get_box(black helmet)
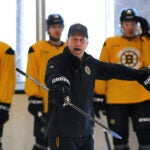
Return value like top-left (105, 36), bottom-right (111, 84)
top-left (120, 8), bottom-right (138, 23)
top-left (46, 14), bottom-right (64, 29)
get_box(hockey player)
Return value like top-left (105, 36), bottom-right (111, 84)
top-left (0, 41), bottom-right (16, 150)
top-left (94, 8), bottom-right (150, 150)
top-left (45, 23), bottom-right (150, 150)
top-left (25, 14), bottom-right (66, 150)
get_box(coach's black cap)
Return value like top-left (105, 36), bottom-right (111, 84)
top-left (68, 23), bottom-right (88, 38)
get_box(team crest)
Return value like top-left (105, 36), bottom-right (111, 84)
top-left (84, 66), bottom-right (91, 75)
top-left (118, 47), bottom-right (141, 68)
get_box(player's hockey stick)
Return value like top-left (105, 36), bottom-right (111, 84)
top-left (16, 68), bottom-right (122, 140)
top-left (101, 111), bottom-right (112, 150)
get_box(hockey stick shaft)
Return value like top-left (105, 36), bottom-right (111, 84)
top-left (16, 68), bottom-right (122, 139)
top-left (16, 68), bottom-right (47, 122)
top-left (102, 112), bottom-right (112, 150)
top-left (104, 130), bottom-right (112, 150)
top-left (16, 68), bottom-right (49, 91)
top-left (64, 99), bottom-right (121, 139)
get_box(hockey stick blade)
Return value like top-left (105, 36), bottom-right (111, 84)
top-left (16, 68), bottom-right (122, 139)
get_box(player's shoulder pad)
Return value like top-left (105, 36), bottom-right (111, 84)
top-left (102, 41), bottom-right (106, 47)
top-left (104, 36), bottom-right (120, 45)
top-left (5, 48), bottom-right (15, 55)
top-left (28, 47), bottom-right (34, 53)
top-left (106, 36), bottom-right (119, 41)
top-left (28, 41), bottom-right (45, 53)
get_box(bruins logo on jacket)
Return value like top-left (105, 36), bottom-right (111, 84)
top-left (84, 66), bottom-right (91, 75)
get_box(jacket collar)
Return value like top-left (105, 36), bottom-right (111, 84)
top-left (63, 46), bottom-right (91, 68)
top-left (63, 46), bottom-right (82, 66)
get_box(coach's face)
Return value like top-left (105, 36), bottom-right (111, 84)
top-left (66, 34), bottom-right (89, 60)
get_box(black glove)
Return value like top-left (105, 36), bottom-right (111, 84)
top-left (0, 102), bottom-right (10, 124)
top-left (28, 96), bottom-right (43, 116)
top-left (138, 16), bottom-right (150, 38)
top-left (93, 94), bottom-right (106, 118)
top-left (50, 83), bottom-right (71, 106)
top-left (137, 67), bottom-right (150, 92)
top-left (48, 76), bottom-right (71, 106)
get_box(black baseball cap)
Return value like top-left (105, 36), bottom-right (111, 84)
top-left (68, 23), bottom-right (88, 38)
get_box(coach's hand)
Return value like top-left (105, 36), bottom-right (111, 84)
top-left (48, 76), bottom-right (71, 106)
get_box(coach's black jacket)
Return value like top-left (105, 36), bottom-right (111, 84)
top-left (45, 46), bottom-right (143, 138)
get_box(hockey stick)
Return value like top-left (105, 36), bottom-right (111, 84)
top-left (16, 68), bottom-right (47, 122)
top-left (101, 111), bottom-right (112, 150)
top-left (16, 68), bottom-right (122, 139)
top-left (64, 97), bottom-right (121, 140)
top-left (104, 130), bottom-right (112, 150)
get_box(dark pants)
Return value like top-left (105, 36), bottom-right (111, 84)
top-left (48, 135), bottom-right (94, 150)
top-left (0, 124), bottom-right (4, 149)
top-left (0, 124), bottom-right (3, 137)
top-left (106, 100), bottom-right (150, 148)
top-left (33, 116), bottom-right (48, 148)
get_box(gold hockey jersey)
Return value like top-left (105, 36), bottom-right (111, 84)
top-left (0, 41), bottom-right (16, 104)
top-left (140, 35), bottom-right (150, 66)
top-left (25, 41), bottom-right (66, 112)
top-left (95, 36), bottom-right (150, 104)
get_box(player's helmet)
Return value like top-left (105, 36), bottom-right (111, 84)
top-left (120, 8), bottom-right (138, 23)
top-left (46, 14), bottom-right (64, 29)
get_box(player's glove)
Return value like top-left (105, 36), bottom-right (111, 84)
top-left (137, 67), bottom-right (150, 91)
top-left (138, 16), bottom-right (150, 38)
top-left (28, 96), bottom-right (43, 117)
top-left (93, 94), bottom-right (106, 118)
top-left (0, 102), bottom-right (10, 124)
top-left (49, 76), bottom-right (71, 106)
